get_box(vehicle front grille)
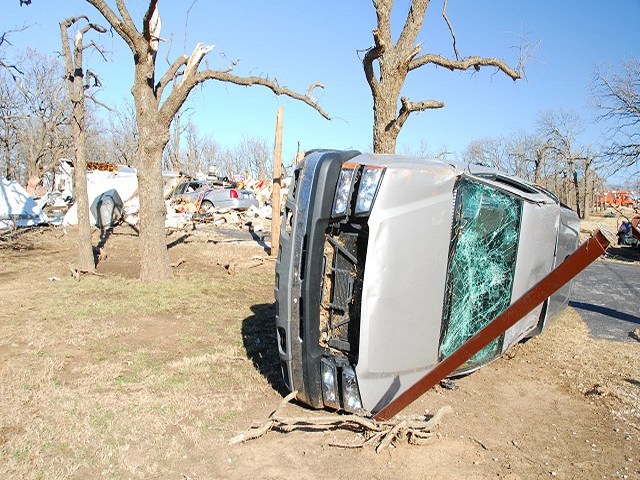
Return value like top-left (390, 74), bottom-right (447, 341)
top-left (319, 224), bottom-right (368, 361)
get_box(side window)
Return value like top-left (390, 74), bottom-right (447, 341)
top-left (439, 178), bottom-right (523, 369)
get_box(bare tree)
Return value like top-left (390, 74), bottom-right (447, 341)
top-left (0, 71), bottom-right (24, 180)
top-left (80, 0), bottom-right (329, 281)
top-left (463, 111), bottom-right (603, 218)
top-left (463, 137), bottom-right (508, 170)
top-left (109, 98), bottom-right (138, 167)
top-left (236, 135), bottom-right (272, 180)
top-left (0, 26), bottom-right (28, 80)
top-left (363, 0), bottom-right (522, 153)
top-left (60, 15), bottom-right (107, 273)
top-left (592, 59), bottom-right (640, 171)
top-left (13, 50), bottom-right (71, 181)
top-left (183, 120), bottom-right (219, 177)
top-left (537, 110), bottom-right (586, 216)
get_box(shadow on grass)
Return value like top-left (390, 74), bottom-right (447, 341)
top-left (94, 226), bottom-right (113, 266)
top-left (167, 233), bottom-right (191, 249)
top-left (241, 302), bottom-right (288, 397)
top-left (249, 226), bottom-right (270, 255)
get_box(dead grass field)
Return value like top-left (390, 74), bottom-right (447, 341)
top-left (0, 225), bottom-right (638, 479)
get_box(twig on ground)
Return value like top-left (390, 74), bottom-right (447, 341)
top-left (171, 258), bottom-right (186, 268)
top-left (228, 391), bottom-right (453, 452)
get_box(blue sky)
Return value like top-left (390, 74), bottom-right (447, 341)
top-left (3, 1), bottom-right (640, 169)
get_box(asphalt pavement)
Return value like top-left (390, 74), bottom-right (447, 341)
top-left (570, 258), bottom-right (640, 342)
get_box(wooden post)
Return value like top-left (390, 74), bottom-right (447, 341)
top-left (271, 107), bottom-right (284, 257)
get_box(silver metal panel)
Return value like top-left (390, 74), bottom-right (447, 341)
top-left (354, 156), bottom-right (461, 411)
top-left (503, 201), bottom-right (559, 349)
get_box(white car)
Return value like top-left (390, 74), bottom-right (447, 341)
top-left (274, 150), bottom-right (580, 415)
top-left (173, 180), bottom-right (258, 212)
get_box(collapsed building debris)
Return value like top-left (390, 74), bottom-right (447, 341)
top-left (1, 157), bottom-right (282, 234)
top-left (0, 178), bottom-right (49, 229)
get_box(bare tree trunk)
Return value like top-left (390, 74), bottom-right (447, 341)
top-left (72, 104), bottom-right (95, 272)
top-left (134, 71), bottom-right (172, 281)
top-left (60, 16), bottom-right (105, 273)
top-left (372, 83), bottom-right (404, 154)
top-left (572, 168), bottom-right (582, 219)
top-left (79, 0), bottom-right (329, 281)
top-left (582, 168), bottom-right (591, 220)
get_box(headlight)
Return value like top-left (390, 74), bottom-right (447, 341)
top-left (355, 166), bottom-right (384, 215)
top-left (341, 365), bottom-right (363, 413)
top-left (332, 166), bottom-right (356, 217)
top-left (321, 358), bottom-right (339, 409)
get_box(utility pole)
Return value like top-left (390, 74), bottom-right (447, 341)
top-left (270, 107), bottom-right (284, 257)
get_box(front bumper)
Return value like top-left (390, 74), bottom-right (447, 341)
top-left (274, 150), bottom-right (360, 408)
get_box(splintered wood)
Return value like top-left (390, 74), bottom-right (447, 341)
top-left (228, 391), bottom-right (453, 453)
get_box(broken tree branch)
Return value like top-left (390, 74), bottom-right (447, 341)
top-left (228, 390), bottom-right (453, 452)
top-left (442, 0), bottom-right (460, 60)
top-left (409, 52), bottom-right (521, 79)
top-left (396, 96), bottom-right (445, 131)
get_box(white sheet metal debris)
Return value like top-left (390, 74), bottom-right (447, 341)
top-left (0, 178), bottom-right (49, 229)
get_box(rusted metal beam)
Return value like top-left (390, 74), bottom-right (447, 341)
top-left (374, 230), bottom-right (610, 421)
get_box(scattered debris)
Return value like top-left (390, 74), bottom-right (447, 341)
top-left (0, 178), bottom-right (49, 229)
top-left (584, 383), bottom-right (609, 397)
top-left (228, 391), bottom-right (453, 453)
top-left (170, 258), bottom-right (186, 268)
top-left (3, 162), bottom-right (280, 236)
top-left (439, 379), bottom-right (459, 391)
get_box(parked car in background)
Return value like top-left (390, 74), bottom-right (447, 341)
top-left (172, 180), bottom-right (258, 212)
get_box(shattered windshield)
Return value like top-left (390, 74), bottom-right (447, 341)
top-left (439, 177), bottom-right (522, 369)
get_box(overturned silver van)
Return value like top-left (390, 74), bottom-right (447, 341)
top-left (274, 150), bottom-right (580, 415)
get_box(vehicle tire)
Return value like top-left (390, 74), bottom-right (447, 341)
top-left (199, 200), bottom-right (215, 214)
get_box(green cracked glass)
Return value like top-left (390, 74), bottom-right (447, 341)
top-left (439, 178), bottom-right (522, 369)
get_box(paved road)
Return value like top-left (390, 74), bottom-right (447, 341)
top-left (570, 259), bottom-right (640, 342)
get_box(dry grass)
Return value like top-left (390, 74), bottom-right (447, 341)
top-left (1, 225), bottom-right (638, 479)
top-left (0, 229), bottom-right (280, 478)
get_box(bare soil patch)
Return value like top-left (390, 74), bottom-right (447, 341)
top-left (0, 225), bottom-right (638, 479)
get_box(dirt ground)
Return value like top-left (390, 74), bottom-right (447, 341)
top-left (0, 221), bottom-right (639, 479)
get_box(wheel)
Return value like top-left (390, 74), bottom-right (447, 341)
top-left (199, 200), bottom-right (215, 214)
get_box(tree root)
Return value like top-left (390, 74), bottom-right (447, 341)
top-left (228, 391), bottom-right (453, 452)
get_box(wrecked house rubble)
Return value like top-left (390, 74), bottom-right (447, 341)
top-left (274, 150), bottom-right (590, 416)
top-left (1, 159), bottom-right (286, 233)
top-left (0, 178), bottom-right (50, 229)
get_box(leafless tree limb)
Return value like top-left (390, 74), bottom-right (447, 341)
top-left (409, 53), bottom-right (521, 79)
top-left (194, 71), bottom-right (330, 119)
top-left (0, 26), bottom-right (31, 79)
top-left (365, 0), bottom-right (522, 153)
top-left (306, 81), bottom-right (324, 100)
top-left (228, 390), bottom-right (453, 452)
top-left (442, 0), bottom-right (459, 60)
top-left (85, 0), bottom-right (138, 51)
top-left (159, 58), bottom-right (330, 127)
top-left (396, 96), bottom-right (445, 130)
top-left (396, 0), bottom-right (429, 54)
top-left (115, 0), bottom-right (138, 35)
top-left (155, 54), bottom-right (188, 99)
